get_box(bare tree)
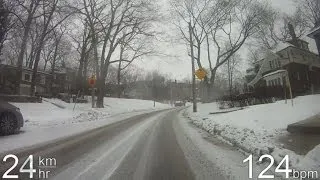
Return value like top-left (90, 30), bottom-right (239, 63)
top-left (295, 0), bottom-right (320, 28)
top-left (69, 18), bottom-right (92, 93)
top-left (172, 0), bottom-right (272, 100)
top-left (223, 53), bottom-right (241, 96)
top-left (116, 33), bottom-right (154, 98)
top-left (205, 0), bottom-right (271, 88)
top-left (12, 0), bottom-right (41, 94)
top-left (74, 0), bottom-right (158, 108)
top-left (0, 0), bottom-right (10, 56)
top-left (48, 27), bottom-right (68, 93)
top-left (30, 0), bottom-right (74, 96)
top-left (253, 6), bottom-right (309, 50)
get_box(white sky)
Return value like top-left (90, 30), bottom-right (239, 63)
top-left (134, 0), bottom-right (317, 81)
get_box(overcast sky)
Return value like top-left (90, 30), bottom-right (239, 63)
top-left (133, 0), bottom-right (316, 81)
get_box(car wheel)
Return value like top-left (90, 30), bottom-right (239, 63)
top-left (0, 112), bottom-right (17, 135)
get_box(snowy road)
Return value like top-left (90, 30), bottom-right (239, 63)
top-left (0, 108), bottom-right (227, 180)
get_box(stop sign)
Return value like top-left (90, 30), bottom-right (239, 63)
top-left (88, 76), bottom-right (96, 87)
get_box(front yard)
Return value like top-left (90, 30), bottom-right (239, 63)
top-left (185, 94), bottom-right (320, 172)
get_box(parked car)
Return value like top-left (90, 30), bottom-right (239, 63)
top-left (0, 100), bottom-right (24, 135)
top-left (174, 101), bottom-right (186, 107)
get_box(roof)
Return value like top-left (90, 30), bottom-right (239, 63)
top-left (263, 70), bottom-right (286, 78)
top-left (270, 42), bottom-right (293, 54)
top-left (0, 64), bottom-right (52, 75)
top-left (308, 25), bottom-right (320, 38)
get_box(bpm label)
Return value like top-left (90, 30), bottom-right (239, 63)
top-left (243, 154), bottom-right (319, 179)
top-left (2, 154), bottom-right (57, 179)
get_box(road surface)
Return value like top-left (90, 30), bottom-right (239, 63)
top-left (0, 109), bottom-right (225, 180)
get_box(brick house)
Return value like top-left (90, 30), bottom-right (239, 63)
top-left (0, 64), bottom-right (76, 95)
top-left (246, 38), bottom-right (320, 96)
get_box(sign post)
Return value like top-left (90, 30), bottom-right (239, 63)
top-left (88, 75), bottom-right (96, 108)
top-left (195, 68), bottom-right (207, 102)
top-left (189, 22), bottom-right (197, 112)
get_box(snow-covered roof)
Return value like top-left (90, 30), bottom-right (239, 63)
top-left (308, 25), bottom-right (320, 38)
top-left (270, 42), bottom-right (293, 54)
top-left (263, 70), bottom-right (286, 78)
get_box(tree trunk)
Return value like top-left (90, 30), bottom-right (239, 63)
top-left (49, 40), bottom-right (59, 94)
top-left (15, 0), bottom-right (39, 94)
top-left (76, 50), bottom-right (85, 92)
top-left (15, 15), bottom-right (34, 94)
top-left (30, 41), bottom-right (45, 96)
top-left (205, 68), bottom-right (217, 100)
top-left (83, 53), bottom-right (89, 93)
top-left (228, 58), bottom-right (232, 96)
top-left (117, 60), bottom-right (122, 98)
top-left (96, 76), bottom-right (105, 108)
top-left (30, 1), bottom-right (56, 96)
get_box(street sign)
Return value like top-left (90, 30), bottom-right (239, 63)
top-left (195, 68), bottom-right (207, 80)
top-left (88, 75), bottom-right (96, 87)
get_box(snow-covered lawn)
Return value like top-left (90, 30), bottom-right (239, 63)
top-left (185, 94), bottom-right (320, 172)
top-left (13, 97), bottom-right (170, 127)
top-left (0, 98), bottom-right (170, 153)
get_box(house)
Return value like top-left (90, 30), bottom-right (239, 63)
top-left (307, 22), bottom-right (320, 56)
top-left (246, 38), bottom-right (320, 96)
top-left (0, 64), bottom-right (76, 96)
top-left (51, 68), bottom-right (77, 95)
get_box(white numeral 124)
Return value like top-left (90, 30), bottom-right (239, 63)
top-left (243, 154), bottom-right (292, 179)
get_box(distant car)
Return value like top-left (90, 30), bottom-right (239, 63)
top-left (0, 100), bottom-right (24, 135)
top-left (174, 101), bottom-right (185, 107)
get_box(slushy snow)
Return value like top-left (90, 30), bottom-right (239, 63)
top-left (185, 94), bottom-right (320, 171)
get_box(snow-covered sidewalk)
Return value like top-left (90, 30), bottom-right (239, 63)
top-left (184, 94), bottom-right (320, 172)
top-left (0, 98), bottom-right (170, 153)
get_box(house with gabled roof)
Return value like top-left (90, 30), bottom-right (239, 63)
top-left (246, 37), bottom-right (320, 96)
top-left (308, 22), bottom-right (320, 55)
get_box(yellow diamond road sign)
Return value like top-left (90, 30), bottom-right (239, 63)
top-left (195, 68), bottom-right (207, 80)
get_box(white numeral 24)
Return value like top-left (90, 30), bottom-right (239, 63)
top-left (2, 154), bottom-right (36, 179)
top-left (243, 154), bottom-right (292, 179)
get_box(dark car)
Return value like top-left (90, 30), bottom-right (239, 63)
top-left (0, 100), bottom-right (24, 135)
top-left (174, 101), bottom-right (186, 107)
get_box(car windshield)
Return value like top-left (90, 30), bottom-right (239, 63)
top-left (0, 0), bottom-right (319, 179)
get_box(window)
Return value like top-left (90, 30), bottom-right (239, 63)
top-left (277, 60), bottom-right (281, 68)
top-left (297, 72), bottom-right (300, 80)
top-left (269, 61), bottom-right (273, 69)
top-left (306, 72), bottom-right (309, 81)
top-left (24, 74), bottom-right (31, 82)
top-left (278, 78), bottom-right (281, 86)
top-left (271, 61), bottom-right (275, 69)
top-left (40, 75), bottom-right (46, 85)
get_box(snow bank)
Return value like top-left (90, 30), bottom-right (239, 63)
top-left (297, 144), bottom-right (320, 171)
top-left (12, 97), bottom-right (170, 128)
top-left (185, 95), bottom-right (320, 169)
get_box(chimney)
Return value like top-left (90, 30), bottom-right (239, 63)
top-left (288, 23), bottom-right (297, 40)
top-left (287, 23), bottom-right (310, 50)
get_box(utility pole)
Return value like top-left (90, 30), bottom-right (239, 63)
top-left (286, 71), bottom-right (293, 107)
top-left (188, 22), bottom-right (197, 112)
top-left (170, 80), bottom-right (173, 106)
